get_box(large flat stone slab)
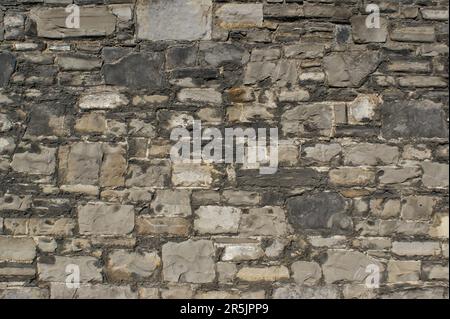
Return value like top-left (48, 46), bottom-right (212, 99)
top-left (30, 6), bottom-right (116, 39)
top-left (136, 0), bottom-right (212, 41)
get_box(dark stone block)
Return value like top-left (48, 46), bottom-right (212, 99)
top-left (102, 53), bottom-right (166, 90)
top-left (237, 168), bottom-right (325, 188)
top-left (166, 45), bottom-right (197, 69)
top-left (0, 52), bottom-right (16, 87)
top-left (286, 192), bottom-right (351, 232)
top-left (25, 101), bottom-right (71, 138)
top-left (381, 100), bottom-right (448, 139)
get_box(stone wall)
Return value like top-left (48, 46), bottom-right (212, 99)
top-left (0, 0), bottom-right (449, 299)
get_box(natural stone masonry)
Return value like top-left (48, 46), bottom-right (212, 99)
top-left (0, 0), bottom-right (448, 300)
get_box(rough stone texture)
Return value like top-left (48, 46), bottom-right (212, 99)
top-left (30, 7), bottom-right (116, 38)
top-left (0, 0), bottom-right (448, 300)
top-left (106, 250), bottom-right (161, 281)
top-left (0, 52), bottom-right (16, 87)
top-left (382, 100), bottom-right (448, 139)
top-left (0, 237), bottom-right (36, 263)
top-left (322, 250), bottom-right (384, 284)
top-left (78, 203), bottom-right (134, 235)
top-left (162, 240), bottom-right (215, 284)
top-left (286, 193), bottom-right (351, 233)
top-left (323, 51), bottom-right (382, 87)
top-left (102, 53), bottom-right (165, 89)
top-left (194, 206), bottom-right (241, 234)
top-left (136, 0), bottom-right (212, 41)
top-left (38, 256), bottom-right (102, 283)
top-left (291, 261), bottom-right (322, 286)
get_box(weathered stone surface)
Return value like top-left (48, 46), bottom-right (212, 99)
top-left (421, 162), bottom-right (449, 189)
top-left (57, 55), bottom-right (101, 71)
top-left (194, 206), bottom-right (241, 234)
top-left (429, 214), bottom-right (449, 239)
top-left (28, 218), bottom-right (75, 236)
top-left (0, 287), bottom-right (49, 299)
top-left (201, 42), bottom-right (250, 67)
top-left (38, 256), bottom-right (102, 282)
top-left (11, 146), bottom-right (56, 176)
top-left (323, 51), bottom-right (381, 87)
top-left (347, 94), bottom-right (381, 124)
top-left (387, 260), bottom-right (421, 283)
top-left (391, 26), bottom-right (436, 42)
top-left (0, 114), bottom-right (13, 132)
top-left (370, 199), bottom-right (400, 219)
top-left (172, 163), bottom-right (215, 188)
top-left (50, 283), bottom-right (137, 299)
top-left (30, 7), bottom-right (116, 39)
top-left (421, 9), bottom-right (449, 21)
top-left (79, 92), bottom-right (128, 110)
top-left (0, 52), bottom-right (16, 87)
top-left (273, 285), bottom-right (340, 299)
top-left (237, 266), bottom-right (289, 282)
top-left (221, 243), bottom-right (264, 262)
top-left (344, 143), bottom-right (399, 166)
top-left (25, 103), bottom-right (70, 137)
top-left (351, 16), bottom-right (388, 43)
top-left (103, 53), bottom-right (165, 89)
top-left (151, 190), bottom-right (191, 217)
top-left (378, 167), bottom-right (421, 185)
top-left (303, 5), bottom-right (352, 19)
top-left (398, 76), bottom-right (447, 88)
top-left (106, 250), bottom-right (161, 281)
top-left (78, 203), bottom-right (134, 235)
top-left (240, 206), bottom-right (288, 236)
top-left (392, 242), bottom-right (441, 256)
top-left (162, 240), bottom-right (215, 283)
top-left (0, 195), bottom-right (32, 212)
top-left (329, 168), bottom-right (376, 187)
top-left (137, 216), bottom-right (190, 237)
top-left (381, 100), bottom-right (448, 139)
top-left (222, 190), bottom-right (261, 206)
top-left (215, 3), bottom-right (263, 30)
top-left (303, 144), bottom-right (342, 163)
top-left (322, 250), bottom-right (383, 284)
top-left (100, 144), bottom-right (127, 187)
top-left (401, 196), bottom-right (437, 220)
top-left (291, 261), bottom-right (322, 286)
top-left (0, 237), bottom-right (36, 263)
top-left (286, 193), bottom-right (351, 232)
top-left (177, 88), bottom-right (222, 105)
top-left (59, 142), bottom-right (102, 185)
top-left (423, 264), bottom-right (449, 280)
top-left (278, 88), bottom-right (310, 102)
top-left (126, 161), bottom-right (171, 188)
top-left (136, 0), bottom-right (212, 41)
top-left (282, 102), bottom-right (334, 137)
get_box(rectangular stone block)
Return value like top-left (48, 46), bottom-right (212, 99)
top-left (38, 256), bottom-right (102, 283)
top-left (78, 202), bottom-right (134, 235)
top-left (136, 0), bottom-right (212, 41)
top-left (30, 6), bottom-right (116, 38)
top-left (215, 3), bottom-right (263, 30)
top-left (0, 237), bottom-right (36, 263)
top-left (136, 216), bottom-right (191, 237)
top-left (391, 26), bottom-right (436, 42)
top-left (50, 283), bottom-right (137, 299)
